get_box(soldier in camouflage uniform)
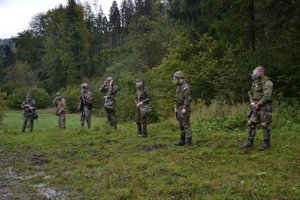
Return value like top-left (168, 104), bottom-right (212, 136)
top-left (78, 83), bottom-right (93, 128)
top-left (21, 93), bottom-right (37, 133)
top-left (173, 71), bottom-right (193, 146)
top-left (135, 78), bottom-right (151, 137)
top-left (99, 77), bottom-right (118, 129)
top-left (241, 65), bottom-right (273, 150)
top-left (53, 92), bottom-right (66, 129)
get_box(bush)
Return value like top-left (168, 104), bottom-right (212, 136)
top-left (62, 84), bottom-right (103, 114)
top-left (272, 99), bottom-right (300, 130)
top-left (7, 87), bottom-right (51, 109)
top-left (0, 93), bottom-right (7, 124)
top-left (193, 100), bottom-right (248, 132)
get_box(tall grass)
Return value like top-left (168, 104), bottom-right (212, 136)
top-left (192, 99), bottom-right (300, 132)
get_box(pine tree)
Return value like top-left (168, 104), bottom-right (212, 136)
top-left (109, 1), bottom-right (121, 47)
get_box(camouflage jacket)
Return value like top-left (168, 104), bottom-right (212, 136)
top-left (99, 84), bottom-right (118, 100)
top-left (79, 91), bottom-right (93, 110)
top-left (53, 98), bottom-right (66, 113)
top-left (249, 76), bottom-right (273, 105)
top-left (135, 90), bottom-right (151, 105)
top-left (175, 82), bottom-right (192, 109)
top-left (21, 99), bottom-right (37, 114)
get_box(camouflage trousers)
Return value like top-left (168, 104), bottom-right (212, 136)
top-left (176, 106), bottom-right (192, 138)
top-left (80, 106), bottom-right (91, 128)
top-left (105, 108), bottom-right (117, 129)
top-left (58, 112), bottom-right (66, 129)
top-left (248, 103), bottom-right (272, 141)
top-left (22, 113), bottom-right (34, 132)
top-left (136, 109), bottom-right (147, 134)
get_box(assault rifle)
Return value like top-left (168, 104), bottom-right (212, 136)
top-left (24, 104), bottom-right (38, 119)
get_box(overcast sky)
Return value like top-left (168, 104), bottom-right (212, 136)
top-left (0, 0), bottom-right (122, 39)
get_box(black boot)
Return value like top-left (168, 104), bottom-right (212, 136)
top-left (240, 135), bottom-right (254, 149)
top-left (139, 132), bottom-right (147, 137)
top-left (258, 128), bottom-right (271, 150)
top-left (258, 139), bottom-right (270, 150)
top-left (175, 132), bottom-right (186, 146)
top-left (240, 124), bottom-right (256, 149)
top-left (140, 123), bottom-right (148, 137)
top-left (185, 137), bottom-right (192, 146)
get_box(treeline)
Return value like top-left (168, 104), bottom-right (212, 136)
top-left (0, 0), bottom-right (299, 120)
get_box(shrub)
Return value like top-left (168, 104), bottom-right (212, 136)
top-left (7, 87), bottom-right (51, 109)
top-left (0, 93), bottom-right (7, 124)
top-left (62, 84), bottom-right (103, 114)
top-left (193, 100), bottom-right (248, 132)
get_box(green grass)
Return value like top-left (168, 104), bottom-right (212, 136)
top-left (0, 110), bottom-right (299, 199)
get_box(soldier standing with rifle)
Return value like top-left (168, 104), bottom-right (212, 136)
top-left (135, 78), bottom-right (151, 137)
top-left (241, 65), bottom-right (273, 150)
top-left (21, 93), bottom-right (38, 133)
top-left (173, 71), bottom-right (193, 146)
top-left (99, 77), bottom-right (118, 129)
top-left (78, 83), bottom-right (93, 128)
top-left (53, 92), bottom-right (66, 129)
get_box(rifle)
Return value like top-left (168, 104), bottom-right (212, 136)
top-left (24, 104), bottom-right (38, 119)
top-left (78, 94), bottom-right (85, 111)
top-left (248, 104), bottom-right (258, 118)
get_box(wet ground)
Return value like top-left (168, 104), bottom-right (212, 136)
top-left (0, 147), bottom-right (68, 200)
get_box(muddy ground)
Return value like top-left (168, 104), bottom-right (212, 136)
top-left (0, 146), bottom-right (68, 200)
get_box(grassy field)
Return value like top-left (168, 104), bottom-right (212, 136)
top-left (0, 110), bottom-right (299, 199)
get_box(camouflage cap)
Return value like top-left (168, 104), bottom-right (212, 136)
top-left (26, 93), bottom-right (32, 98)
top-left (174, 71), bottom-right (184, 78)
top-left (56, 92), bottom-right (62, 96)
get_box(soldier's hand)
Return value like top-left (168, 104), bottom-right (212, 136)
top-left (254, 104), bottom-right (259, 110)
top-left (174, 108), bottom-right (177, 113)
top-left (181, 108), bottom-right (186, 114)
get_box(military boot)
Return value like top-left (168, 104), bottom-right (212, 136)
top-left (175, 132), bottom-right (186, 146)
top-left (258, 139), bottom-right (270, 150)
top-left (258, 129), bottom-right (271, 150)
top-left (140, 123), bottom-right (147, 137)
top-left (240, 126), bottom-right (256, 149)
top-left (136, 124), bottom-right (142, 136)
top-left (240, 135), bottom-right (254, 149)
top-left (185, 137), bottom-right (192, 146)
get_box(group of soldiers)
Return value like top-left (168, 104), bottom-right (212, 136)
top-left (21, 65), bottom-right (273, 150)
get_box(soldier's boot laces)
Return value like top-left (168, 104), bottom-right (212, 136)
top-left (258, 139), bottom-right (270, 151)
top-left (185, 137), bottom-right (192, 147)
top-left (175, 133), bottom-right (186, 146)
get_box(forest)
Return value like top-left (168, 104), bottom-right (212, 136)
top-left (0, 1), bottom-right (300, 199)
top-left (0, 0), bottom-right (300, 120)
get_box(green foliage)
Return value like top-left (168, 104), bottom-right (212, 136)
top-left (3, 0), bottom-right (299, 120)
top-left (0, 93), bottom-right (7, 124)
top-left (7, 87), bottom-right (51, 109)
top-left (61, 83), bottom-right (103, 114)
top-left (193, 100), bottom-right (248, 132)
top-left (3, 61), bottom-right (37, 89)
top-left (272, 99), bottom-right (300, 130)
